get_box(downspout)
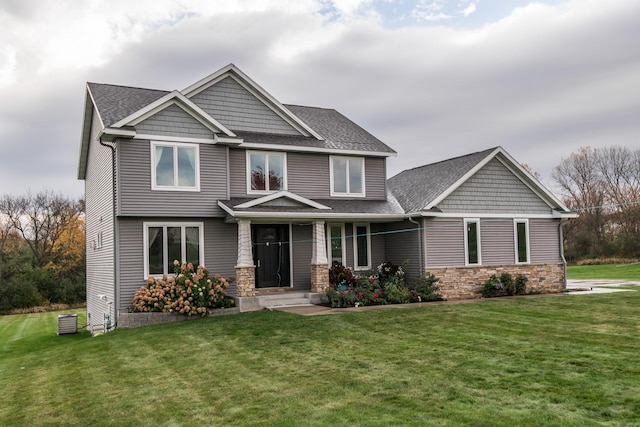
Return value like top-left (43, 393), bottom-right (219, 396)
top-left (558, 219), bottom-right (569, 291)
top-left (99, 138), bottom-right (117, 330)
top-left (408, 216), bottom-right (424, 275)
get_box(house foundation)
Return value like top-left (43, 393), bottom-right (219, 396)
top-left (427, 263), bottom-right (566, 300)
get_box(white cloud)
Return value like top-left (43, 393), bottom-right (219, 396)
top-left (461, 2), bottom-right (477, 17)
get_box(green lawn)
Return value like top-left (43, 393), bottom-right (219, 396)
top-left (567, 263), bottom-right (640, 280)
top-left (2, 293), bottom-right (640, 426)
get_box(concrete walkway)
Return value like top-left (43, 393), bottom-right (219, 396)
top-left (273, 280), bottom-right (639, 316)
top-left (566, 279), bottom-right (640, 294)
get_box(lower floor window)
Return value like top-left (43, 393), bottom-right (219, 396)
top-left (354, 223), bottom-right (371, 270)
top-left (327, 223), bottom-right (346, 266)
top-left (465, 219), bottom-right (480, 265)
top-left (144, 222), bottom-right (204, 277)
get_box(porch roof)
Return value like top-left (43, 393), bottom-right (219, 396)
top-left (218, 196), bottom-right (405, 220)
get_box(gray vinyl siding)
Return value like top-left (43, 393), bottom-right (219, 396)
top-left (117, 140), bottom-right (228, 216)
top-left (480, 218), bottom-right (515, 266)
top-left (85, 108), bottom-right (116, 331)
top-left (345, 223), bottom-right (354, 268)
top-left (384, 221), bottom-right (421, 278)
top-left (438, 158), bottom-right (552, 214)
top-left (229, 149), bottom-right (387, 200)
top-left (228, 148), bottom-right (246, 197)
top-left (364, 157), bottom-right (386, 200)
top-left (287, 152), bottom-right (330, 198)
top-left (291, 224), bottom-right (312, 290)
top-left (136, 104), bottom-right (214, 139)
top-left (370, 223), bottom-right (386, 268)
top-left (204, 219), bottom-right (238, 295)
top-left (190, 76), bottom-right (302, 135)
top-left (116, 217), bottom-right (238, 309)
top-left (425, 217), bottom-right (465, 267)
top-left (530, 218), bottom-right (562, 263)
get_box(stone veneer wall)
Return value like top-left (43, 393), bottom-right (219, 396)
top-left (427, 263), bottom-right (566, 300)
top-left (117, 307), bottom-right (241, 329)
top-left (310, 263), bottom-right (329, 292)
top-left (235, 266), bottom-right (256, 297)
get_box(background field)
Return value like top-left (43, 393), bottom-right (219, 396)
top-left (567, 263), bottom-right (640, 280)
top-left (2, 289), bottom-right (639, 426)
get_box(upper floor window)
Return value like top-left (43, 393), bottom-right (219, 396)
top-left (144, 222), bottom-right (204, 278)
top-left (465, 219), bottom-right (481, 265)
top-left (514, 219), bottom-right (530, 264)
top-left (247, 151), bottom-right (286, 193)
top-left (331, 156), bottom-right (365, 197)
top-left (151, 142), bottom-right (199, 191)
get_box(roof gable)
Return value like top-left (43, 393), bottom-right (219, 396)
top-left (110, 90), bottom-right (234, 137)
top-left (233, 191), bottom-right (331, 210)
top-left (183, 64), bottom-right (322, 140)
top-left (437, 157), bottom-right (555, 214)
top-left (389, 147), bottom-right (571, 214)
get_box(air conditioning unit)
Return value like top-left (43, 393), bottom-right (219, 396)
top-left (58, 314), bottom-right (78, 335)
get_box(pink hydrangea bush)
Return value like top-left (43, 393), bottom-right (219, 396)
top-left (131, 261), bottom-right (234, 316)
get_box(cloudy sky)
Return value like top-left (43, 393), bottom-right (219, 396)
top-left (1, 0), bottom-right (638, 198)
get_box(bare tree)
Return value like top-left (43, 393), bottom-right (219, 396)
top-left (553, 145), bottom-right (640, 259)
top-left (0, 191), bottom-right (82, 269)
top-left (0, 212), bottom-right (14, 285)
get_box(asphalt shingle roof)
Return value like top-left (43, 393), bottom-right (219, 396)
top-left (85, 83), bottom-right (395, 154)
top-left (388, 147), bottom-right (498, 213)
top-left (284, 105), bottom-right (396, 154)
top-left (87, 83), bottom-right (169, 127)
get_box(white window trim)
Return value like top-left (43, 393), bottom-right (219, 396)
top-left (353, 223), bottom-right (371, 270)
top-left (150, 141), bottom-right (200, 191)
top-left (464, 218), bottom-right (481, 266)
top-left (327, 223), bottom-right (346, 266)
top-left (143, 222), bottom-right (205, 278)
top-left (330, 156), bottom-right (366, 197)
top-left (246, 150), bottom-right (287, 194)
top-left (514, 219), bottom-right (531, 264)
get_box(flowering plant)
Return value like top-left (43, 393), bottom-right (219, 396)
top-left (131, 261), bottom-right (234, 316)
top-left (325, 261), bottom-right (440, 308)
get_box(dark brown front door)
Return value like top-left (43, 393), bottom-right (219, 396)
top-left (252, 225), bottom-right (290, 288)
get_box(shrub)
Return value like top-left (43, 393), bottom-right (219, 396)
top-left (482, 273), bottom-right (528, 298)
top-left (408, 273), bottom-right (441, 302)
top-left (376, 261), bottom-right (404, 282)
top-left (329, 262), bottom-right (355, 286)
top-left (131, 261), bottom-right (234, 316)
top-left (324, 261), bottom-right (440, 308)
top-left (0, 278), bottom-right (43, 312)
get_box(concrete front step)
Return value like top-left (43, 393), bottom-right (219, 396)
top-left (235, 292), bottom-right (325, 312)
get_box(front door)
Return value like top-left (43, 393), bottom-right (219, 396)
top-left (253, 225), bottom-right (291, 288)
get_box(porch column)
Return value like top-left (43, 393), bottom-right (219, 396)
top-left (310, 220), bottom-right (329, 293)
top-left (235, 219), bottom-right (256, 297)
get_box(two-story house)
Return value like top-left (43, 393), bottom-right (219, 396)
top-left (78, 64), bottom-right (575, 331)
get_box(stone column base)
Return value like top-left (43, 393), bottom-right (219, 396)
top-left (235, 266), bottom-right (256, 297)
top-left (310, 263), bottom-right (329, 293)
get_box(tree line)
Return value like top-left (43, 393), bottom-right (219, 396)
top-left (0, 146), bottom-right (636, 311)
top-left (0, 190), bottom-right (85, 312)
top-left (553, 146), bottom-right (640, 262)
